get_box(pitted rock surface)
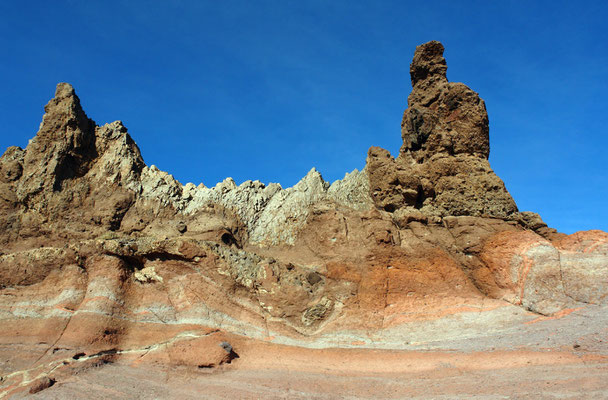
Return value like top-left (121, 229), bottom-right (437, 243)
top-left (367, 40), bottom-right (518, 219)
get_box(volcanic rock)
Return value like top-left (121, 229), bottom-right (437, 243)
top-left (1, 41), bottom-right (607, 399)
top-left (368, 41), bottom-right (518, 219)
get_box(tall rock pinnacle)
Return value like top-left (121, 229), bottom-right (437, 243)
top-left (38, 82), bottom-right (95, 142)
top-left (18, 83), bottom-right (98, 198)
top-left (4, 83), bottom-right (145, 234)
top-left (401, 41), bottom-right (490, 160)
top-left (367, 40), bottom-right (517, 218)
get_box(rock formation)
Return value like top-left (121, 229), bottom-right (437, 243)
top-left (368, 41), bottom-right (518, 219)
top-left (1, 41), bottom-right (607, 398)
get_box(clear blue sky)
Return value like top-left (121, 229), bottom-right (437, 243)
top-left (1, 1), bottom-right (606, 234)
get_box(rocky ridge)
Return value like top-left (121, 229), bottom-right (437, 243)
top-left (1, 41), bottom-right (607, 398)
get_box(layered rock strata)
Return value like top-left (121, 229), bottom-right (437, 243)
top-left (1, 41), bottom-right (607, 398)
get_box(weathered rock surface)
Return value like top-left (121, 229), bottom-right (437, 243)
top-left (368, 41), bottom-right (518, 219)
top-left (1, 42), bottom-right (607, 398)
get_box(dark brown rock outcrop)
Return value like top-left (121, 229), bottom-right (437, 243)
top-left (18, 82), bottom-right (97, 198)
top-left (0, 83), bottom-right (244, 253)
top-left (368, 40), bottom-right (518, 219)
top-left (402, 41), bottom-right (489, 158)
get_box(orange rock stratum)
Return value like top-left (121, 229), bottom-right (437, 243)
top-left (1, 41), bottom-right (607, 399)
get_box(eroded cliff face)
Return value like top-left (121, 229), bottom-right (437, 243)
top-left (1, 41), bottom-right (607, 398)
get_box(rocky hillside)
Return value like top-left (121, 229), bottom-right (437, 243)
top-left (1, 41), bottom-right (607, 398)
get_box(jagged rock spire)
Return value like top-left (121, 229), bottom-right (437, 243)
top-left (18, 83), bottom-right (98, 197)
top-left (401, 41), bottom-right (490, 160)
top-left (38, 83), bottom-right (96, 144)
top-left (409, 40), bottom-right (448, 87)
top-left (367, 40), bottom-right (517, 218)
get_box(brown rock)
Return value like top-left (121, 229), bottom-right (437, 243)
top-left (0, 146), bottom-right (24, 183)
top-left (403, 41), bottom-right (488, 158)
top-left (18, 83), bottom-right (96, 199)
top-left (367, 40), bottom-right (517, 218)
top-left (28, 375), bottom-right (55, 394)
top-left (165, 335), bottom-right (238, 368)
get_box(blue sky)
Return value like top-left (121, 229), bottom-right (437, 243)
top-left (0, 1), bottom-right (606, 233)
